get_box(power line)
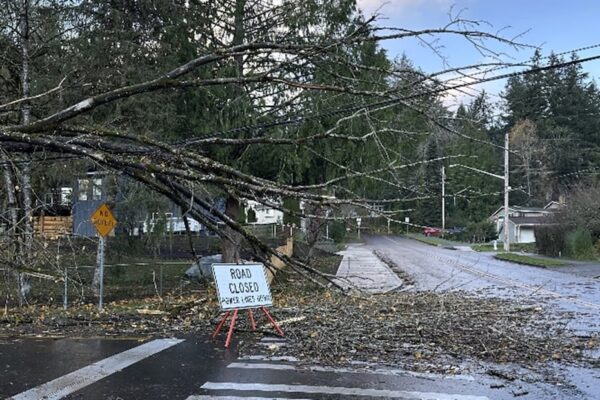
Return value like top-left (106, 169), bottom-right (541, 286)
top-left (177, 51), bottom-right (600, 150)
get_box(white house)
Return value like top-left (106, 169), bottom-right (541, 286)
top-left (245, 200), bottom-right (283, 225)
top-left (141, 213), bottom-right (203, 235)
top-left (488, 201), bottom-right (563, 244)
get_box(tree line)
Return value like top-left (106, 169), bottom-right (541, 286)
top-left (1, 0), bottom-right (599, 303)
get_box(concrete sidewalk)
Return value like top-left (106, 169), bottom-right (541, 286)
top-left (335, 243), bottom-right (403, 293)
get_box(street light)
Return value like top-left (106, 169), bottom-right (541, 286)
top-left (448, 164), bottom-right (503, 180)
top-left (448, 133), bottom-right (510, 252)
top-left (452, 186), bottom-right (471, 206)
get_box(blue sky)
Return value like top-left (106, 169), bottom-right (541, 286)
top-left (357, 0), bottom-right (600, 105)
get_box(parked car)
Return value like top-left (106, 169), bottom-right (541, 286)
top-left (423, 227), bottom-right (442, 237)
top-left (446, 226), bottom-right (466, 235)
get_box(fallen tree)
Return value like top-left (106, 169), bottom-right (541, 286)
top-left (4, 1), bottom-right (590, 298)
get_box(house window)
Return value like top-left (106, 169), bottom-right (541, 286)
top-left (78, 179), bottom-right (89, 201)
top-left (92, 178), bottom-right (103, 200)
top-left (60, 187), bottom-right (72, 206)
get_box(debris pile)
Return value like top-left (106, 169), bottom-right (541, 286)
top-left (1, 274), bottom-right (597, 372)
top-left (242, 282), bottom-right (597, 369)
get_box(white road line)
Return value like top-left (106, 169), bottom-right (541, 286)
top-left (8, 338), bottom-right (184, 400)
top-left (226, 362), bottom-right (474, 381)
top-left (257, 342), bottom-right (286, 347)
top-left (239, 355), bottom-right (299, 362)
top-left (259, 337), bottom-right (287, 342)
top-left (201, 382), bottom-right (489, 400)
top-left (186, 396), bottom-right (313, 400)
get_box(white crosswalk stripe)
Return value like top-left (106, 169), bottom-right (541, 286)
top-left (226, 361), bottom-right (475, 381)
top-left (195, 333), bottom-right (488, 400)
top-left (186, 396), bottom-right (313, 400)
top-left (190, 353), bottom-right (491, 400)
top-left (199, 382), bottom-right (490, 400)
top-left (238, 355), bottom-right (299, 362)
top-left (8, 338), bottom-right (184, 400)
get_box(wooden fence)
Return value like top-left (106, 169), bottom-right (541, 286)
top-left (33, 215), bottom-right (72, 239)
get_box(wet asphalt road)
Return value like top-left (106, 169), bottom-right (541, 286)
top-left (1, 335), bottom-right (237, 400)
top-left (365, 235), bottom-right (600, 335)
top-left (1, 335), bottom-right (590, 400)
top-left (2, 235), bottom-right (600, 399)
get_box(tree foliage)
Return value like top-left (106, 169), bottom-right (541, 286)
top-left (3, 0), bottom-right (596, 294)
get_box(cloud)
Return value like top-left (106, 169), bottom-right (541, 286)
top-left (438, 73), bottom-right (506, 112)
top-left (357, 0), bottom-right (453, 18)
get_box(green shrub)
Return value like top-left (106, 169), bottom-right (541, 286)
top-left (283, 197), bottom-right (301, 226)
top-left (247, 208), bottom-right (257, 223)
top-left (329, 221), bottom-right (346, 243)
top-left (464, 221), bottom-right (497, 243)
top-left (565, 229), bottom-right (596, 260)
top-left (534, 224), bottom-right (567, 257)
top-left (237, 205), bottom-right (247, 224)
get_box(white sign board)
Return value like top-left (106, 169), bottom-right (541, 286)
top-left (212, 263), bottom-right (273, 310)
top-left (405, 217), bottom-right (410, 223)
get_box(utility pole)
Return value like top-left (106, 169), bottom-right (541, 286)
top-left (449, 157), bottom-right (510, 250)
top-left (441, 166), bottom-right (445, 237)
top-left (504, 132), bottom-right (510, 252)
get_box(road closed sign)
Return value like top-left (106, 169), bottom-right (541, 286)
top-left (212, 263), bottom-right (273, 310)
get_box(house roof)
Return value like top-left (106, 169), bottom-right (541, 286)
top-left (489, 201), bottom-right (561, 219)
top-left (543, 201), bottom-right (563, 210)
top-left (509, 216), bottom-right (552, 226)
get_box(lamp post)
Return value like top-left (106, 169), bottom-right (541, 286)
top-left (452, 186), bottom-right (471, 206)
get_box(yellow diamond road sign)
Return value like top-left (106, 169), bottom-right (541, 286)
top-left (91, 203), bottom-right (117, 237)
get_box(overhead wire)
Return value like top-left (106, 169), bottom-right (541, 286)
top-left (176, 50), bottom-right (600, 152)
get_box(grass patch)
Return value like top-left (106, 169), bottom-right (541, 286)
top-left (472, 242), bottom-right (537, 253)
top-left (494, 252), bottom-right (566, 267)
top-left (405, 233), bottom-right (460, 247)
top-left (1, 260), bottom-right (196, 306)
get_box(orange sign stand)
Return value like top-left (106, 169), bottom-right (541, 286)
top-left (212, 307), bottom-right (284, 348)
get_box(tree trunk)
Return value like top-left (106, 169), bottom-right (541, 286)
top-left (304, 204), bottom-right (325, 263)
top-left (0, 156), bottom-right (23, 305)
top-left (1, 156), bottom-right (18, 232)
top-left (221, 0), bottom-right (246, 264)
top-left (17, 0), bottom-right (33, 303)
top-left (222, 197), bottom-right (242, 263)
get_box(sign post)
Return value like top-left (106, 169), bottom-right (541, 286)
top-left (211, 263), bottom-right (283, 348)
top-left (91, 203), bottom-right (117, 311)
top-left (97, 236), bottom-right (105, 310)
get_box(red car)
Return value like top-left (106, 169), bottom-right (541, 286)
top-left (423, 227), bottom-right (442, 237)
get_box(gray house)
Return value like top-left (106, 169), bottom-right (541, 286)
top-left (489, 201), bottom-right (563, 244)
top-left (72, 171), bottom-right (112, 237)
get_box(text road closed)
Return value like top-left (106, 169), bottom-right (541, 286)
top-left (212, 263), bottom-right (273, 310)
